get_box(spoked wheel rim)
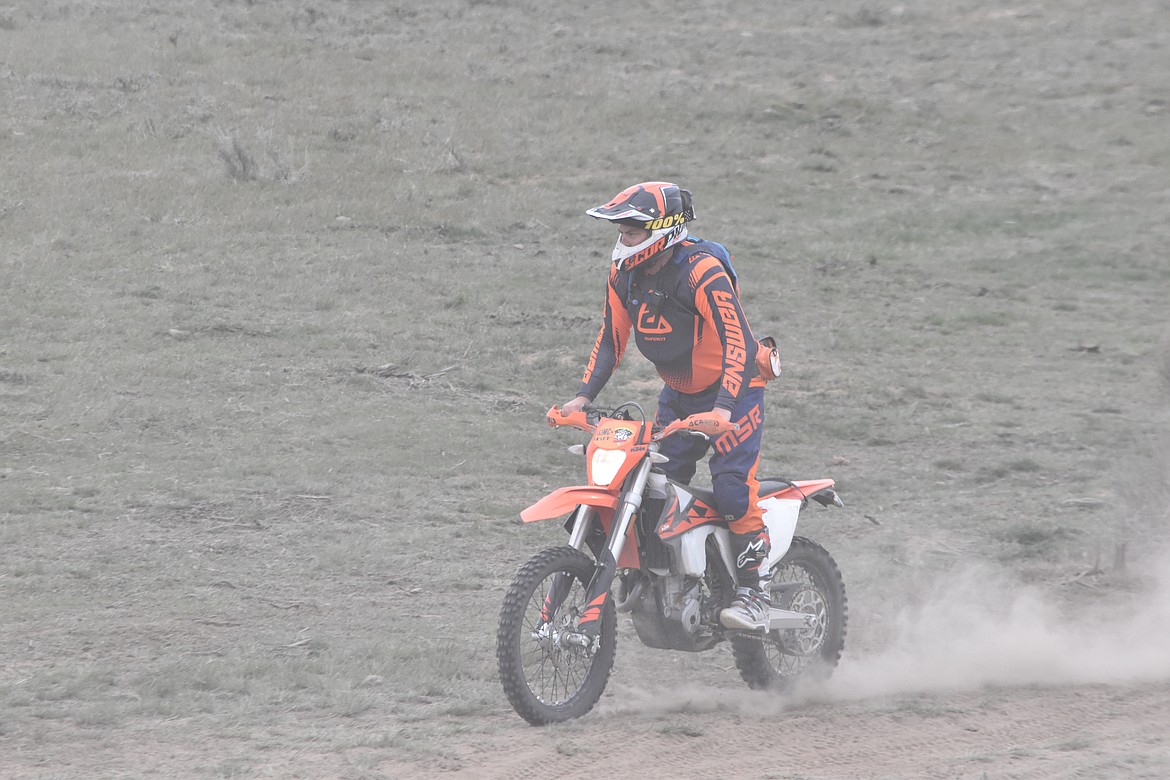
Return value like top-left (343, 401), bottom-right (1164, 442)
top-left (730, 537), bottom-right (846, 691)
top-left (499, 546), bottom-right (616, 724)
top-left (517, 569), bottom-right (597, 707)
top-left (766, 560), bottom-right (830, 675)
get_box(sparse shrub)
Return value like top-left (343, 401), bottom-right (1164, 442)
top-left (975, 391), bottom-right (1016, 405)
top-left (1001, 523), bottom-right (1083, 560)
top-left (659, 722), bottom-right (705, 737)
top-left (216, 132), bottom-right (258, 182)
top-left (214, 128), bottom-right (305, 183)
top-left (329, 124), bottom-right (360, 142)
top-left (838, 7), bottom-right (886, 28)
top-left (976, 459), bottom-right (1041, 484)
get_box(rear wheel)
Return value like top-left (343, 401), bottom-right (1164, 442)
top-left (496, 546), bottom-right (617, 724)
top-left (730, 536), bottom-right (847, 691)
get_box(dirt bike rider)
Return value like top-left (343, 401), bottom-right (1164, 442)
top-left (560, 181), bottom-right (773, 631)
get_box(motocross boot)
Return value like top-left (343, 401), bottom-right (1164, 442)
top-left (720, 528), bottom-right (772, 631)
top-left (721, 588), bottom-right (772, 631)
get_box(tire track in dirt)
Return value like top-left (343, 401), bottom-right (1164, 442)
top-left (381, 681), bottom-right (1170, 780)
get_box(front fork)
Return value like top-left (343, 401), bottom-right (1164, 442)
top-left (542, 460), bottom-right (654, 643)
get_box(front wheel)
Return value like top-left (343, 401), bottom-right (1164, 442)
top-left (496, 546), bottom-right (617, 725)
top-left (731, 536), bottom-right (847, 691)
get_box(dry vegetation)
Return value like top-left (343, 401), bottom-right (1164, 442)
top-left (1, 1), bottom-right (1168, 778)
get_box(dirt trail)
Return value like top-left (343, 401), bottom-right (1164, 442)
top-left (385, 557), bottom-right (1170, 779)
top-left (386, 682), bottom-right (1170, 779)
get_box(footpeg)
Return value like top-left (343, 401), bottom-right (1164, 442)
top-left (766, 607), bottom-right (818, 631)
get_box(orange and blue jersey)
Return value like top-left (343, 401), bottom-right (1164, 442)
top-left (577, 242), bottom-right (764, 412)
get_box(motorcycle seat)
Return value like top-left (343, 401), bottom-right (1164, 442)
top-left (676, 479), bottom-right (797, 509)
top-left (758, 477), bottom-right (798, 496)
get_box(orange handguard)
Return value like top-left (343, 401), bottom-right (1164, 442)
top-left (654, 412), bottom-right (740, 440)
top-left (545, 405), bottom-right (594, 433)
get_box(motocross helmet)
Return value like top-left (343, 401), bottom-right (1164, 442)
top-left (586, 181), bottom-right (695, 271)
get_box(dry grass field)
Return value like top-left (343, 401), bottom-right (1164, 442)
top-left (2, 1), bottom-right (1169, 777)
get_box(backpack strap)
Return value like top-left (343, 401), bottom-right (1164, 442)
top-left (671, 237), bottom-right (738, 291)
top-left (616, 238), bottom-right (737, 315)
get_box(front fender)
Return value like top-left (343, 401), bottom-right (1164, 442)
top-left (520, 486), bottom-right (619, 523)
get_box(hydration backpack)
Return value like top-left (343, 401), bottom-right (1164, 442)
top-left (671, 237), bottom-right (739, 290)
top-left (657, 237), bottom-right (781, 382)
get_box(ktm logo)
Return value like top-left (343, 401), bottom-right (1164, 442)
top-left (637, 305), bottom-right (672, 334)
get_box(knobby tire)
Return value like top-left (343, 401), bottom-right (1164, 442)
top-left (496, 546), bottom-right (617, 725)
top-left (731, 536), bottom-right (848, 691)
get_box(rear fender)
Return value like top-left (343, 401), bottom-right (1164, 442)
top-left (760, 496), bottom-right (801, 574)
top-left (761, 478), bottom-right (836, 503)
top-left (758, 479), bottom-right (839, 577)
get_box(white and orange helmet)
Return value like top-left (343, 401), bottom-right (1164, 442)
top-left (586, 181), bottom-right (695, 271)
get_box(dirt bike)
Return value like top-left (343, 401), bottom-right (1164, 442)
top-left (496, 400), bottom-right (848, 725)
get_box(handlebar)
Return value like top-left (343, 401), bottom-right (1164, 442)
top-left (546, 404), bottom-right (739, 441)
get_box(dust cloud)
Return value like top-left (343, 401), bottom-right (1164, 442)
top-left (599, 550), bottom-right (1170, 718)
top-left (821, 402), bottom-right (1170, 702)
top-left (823, 550), bottom-right (1170, 702)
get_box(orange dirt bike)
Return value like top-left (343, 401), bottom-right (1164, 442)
top-left (497, 401), bottom-right (847, 725)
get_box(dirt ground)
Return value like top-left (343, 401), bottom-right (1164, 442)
top-left (13, 673), bottom-right (1170, 778)
top-left (3, 1), bottom-right (1169, 778)
top-left (401, 683), bottom-right (1170, 780)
